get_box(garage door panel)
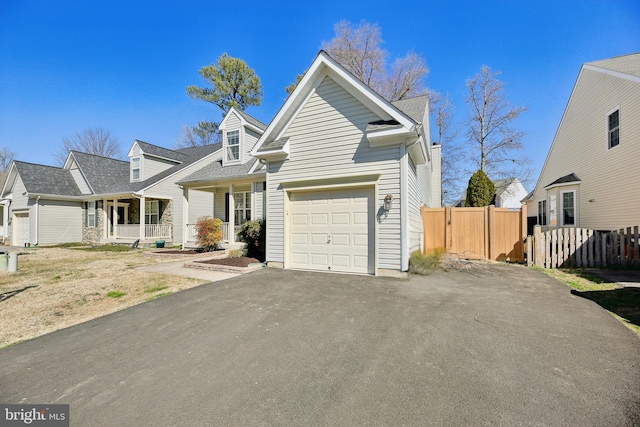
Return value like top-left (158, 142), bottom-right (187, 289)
top-left (289, 187), bottom-right (374, 275)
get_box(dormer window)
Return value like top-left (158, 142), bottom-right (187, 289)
top-left (132, 157), bottom-right (141, 180)
top-left (227, 130), bottom-right (240, 162)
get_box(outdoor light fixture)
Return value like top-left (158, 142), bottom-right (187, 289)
top-left (384, 194), bottom-right (394, 212)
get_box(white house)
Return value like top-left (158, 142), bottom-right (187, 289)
top-left (525, 53), bottom-right (640, 231)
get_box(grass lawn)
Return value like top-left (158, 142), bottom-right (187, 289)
top-left (537, 267), bottom-right (640, 338)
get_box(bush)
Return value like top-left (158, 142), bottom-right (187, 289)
top-left (409, 249), bottom-right (443, 275)
top-left (195, 216), bottom-right (224, 252)
top-left (237, 218), bottom-right (265, 261)
top-left (466, 169), bottom-right (496, 207)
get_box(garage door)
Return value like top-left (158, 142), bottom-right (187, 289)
top-left (289, 187), bottom-right (374, 274)
top-left (13, 213), bottom-right (29, 247)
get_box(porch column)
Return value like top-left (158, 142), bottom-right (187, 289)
top-left (113, 198), bottom-right (119, 238)
top-left (228, 184), bottom-right (235, 244)
top-left (102, 198), bottom-right (108, 240)
top-left (139, 197), bottom-right (146, 241)
top-left (182, 188), bottom-right (188, 251)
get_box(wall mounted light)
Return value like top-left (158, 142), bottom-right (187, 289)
top-left (384, 194), bottom-right (394, 212)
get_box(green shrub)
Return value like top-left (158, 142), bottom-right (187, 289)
top-left (195, 216), bottom-right (224, 252)
top-left (466, 169), bottom-right (496, 207)
top-left (409, 249), bottom-right (442, 275)
top-left (237, 218), bottom-right (265, 261)
top-left (228, 249), bottom-right (245, 258)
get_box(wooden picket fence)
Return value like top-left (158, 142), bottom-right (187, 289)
top-left (527, 225), bottom-right (640, 268)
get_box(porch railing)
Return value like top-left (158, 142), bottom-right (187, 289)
top-left (114, 224), bottom-right (172, 240)
top-left (186, 222), bottom-right (231, 242)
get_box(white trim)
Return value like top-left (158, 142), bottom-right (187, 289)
top-left (583, 63), bottom-right (640, 84)
top-left (131, 156), bottom-right (141, 181)
top-left (560, 190), bottom-right (577, 226)
top-left (544, 180), bottom-right (581, 191)
top-left (606, 105), bottom-right (621, 150)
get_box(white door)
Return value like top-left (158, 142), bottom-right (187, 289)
top-left (13, 213), bottom-right (29, 247)
top-left (289, 187), bottom-right (374, 274)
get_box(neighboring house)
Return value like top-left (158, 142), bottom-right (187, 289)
top-left (525, 53), bottom-right (640, 231)
top-left (0, 142), bottom-right (221, 246)
top-left (454, 177), bottom-right (528, 209)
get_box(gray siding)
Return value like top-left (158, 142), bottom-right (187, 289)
top-left (266, 76), bottom-right (403, 271)
top-left (532, 68), bottom-right (640, 230)
top-left (143, 156), bottom-right (177, 180)
top-left (70, 165), bottom-right (91, 194)
top-left (245, 128), bottom-right (261, 162)
top-left (407, 155), bottom-right (423, 255)
top-left (188, 190), bottom-right (214, 223)
top-left (11, 175), bottom-right (30, 210)
top-left (223, 112), bottom-right (243, 166)
top-left (38, 199), bottom-right (82, 244)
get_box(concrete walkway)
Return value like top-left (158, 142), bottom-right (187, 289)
top-left (137, 259), bottom-right (239, 281)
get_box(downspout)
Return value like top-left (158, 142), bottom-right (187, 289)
top-left (34, 196), bottom-right (41, 245)
top-left (400, 144), bottom-right (409, 272)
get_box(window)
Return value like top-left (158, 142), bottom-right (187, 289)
top-left (132, 157), bottom-right (141, 180)
top-left (226, 130), bottom-right (240, 161)
top-left (234, 192), bottom-right (251, 225)
top-left (145, 200), bottom-right (159, 225)
top-left (537, 200), bottom-right (547, 226)
top-left (86, 201), bottom-right (96, 228)
top-left (562, 191), bottom-right (575, 226)
top-left (608, 109), bottom-right (620, 149)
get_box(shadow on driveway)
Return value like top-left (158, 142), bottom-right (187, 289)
top-left (571, 287), bottom-right (640, 330)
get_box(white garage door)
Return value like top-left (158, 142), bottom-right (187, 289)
top-left (289, 187), bottom-right (374, 274)
top-left (13, 213), bottom-right (29, 247)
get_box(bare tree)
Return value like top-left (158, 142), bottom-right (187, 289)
top-left (465, 65), bottom-right (528, 179)
top-left (53, 128), bottom-right (123, 165)
top-left (176, 121), bottom-right (220, 148)
top-left (320, 20), bottom-right (428, 102)
top-left (0, 146), bottom-right (15, 172)
top-left (431, 92), bottom-right (462, 205)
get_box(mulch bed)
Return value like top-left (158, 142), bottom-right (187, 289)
top-left (154, 249), bottom-right (224, 255)
top-left (197, 257), bottom-right (260, 267)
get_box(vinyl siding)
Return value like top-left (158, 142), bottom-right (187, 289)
top-left (245, 129), bottom-right (261, 162)
top-left (70, 165), bottom-right (91, 194)
top-left (38, 200), bottom-right (82, 244)
top-left (11, 175), bottom-right (30, 210)
top-left (253, 181), bottom-right (265, 220)
top-left (143, 156), bottom-right (177, 180)
top-left (266, 76), bottom-right (403, 271)
top-left (188, 190), bottom-right (214, 223)
top-left (407, 156), bottom-right (424, 255)
top-left (532, 68), bottom-right (640, 230)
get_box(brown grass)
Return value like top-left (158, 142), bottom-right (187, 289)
top-left (0, 247), bottom-right (208, 348)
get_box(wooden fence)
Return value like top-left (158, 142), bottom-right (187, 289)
top-left (421, 205), bottom-right (527, 262)
top-left (527, 226), bottom-right (640, 268)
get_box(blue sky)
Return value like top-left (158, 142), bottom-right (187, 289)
top-left (1, 0), bottom-right (639, 186)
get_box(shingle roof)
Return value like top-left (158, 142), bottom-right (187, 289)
top-left (493, 178), bottom-right (518, 197)
top-left (178, 158), bottom-right (264, 185)
top-left (254, 137), bottom-right (289, 153)
top-left (391, 95), bottom-right (429, 123)
top-left (235, 109), bottom-right (268, 131)
top-left (587, 53), bottom-right (640, 78)
top-left (14, 161), bottom-right (82, 196)
top-left (70, 151), bottom-right (130, 194)
top-left (135, 140), bottom-right (188, 162)
top-left (544, 173), bottom-right (581, 188)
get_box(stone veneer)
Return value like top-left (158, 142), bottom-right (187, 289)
top-left (82, 201), bottom-right (104, 244)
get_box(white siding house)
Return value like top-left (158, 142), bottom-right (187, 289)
top-left (526, 53), bottom-right (640, 231)
top-left (251, 51), bottom-right (441, 276)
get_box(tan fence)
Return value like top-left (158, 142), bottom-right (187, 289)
top-left (422, 205), bottom-right (527, 262)
top-left (527, 226), bottom-right (640, 268)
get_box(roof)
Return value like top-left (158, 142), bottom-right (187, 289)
top-left (70, 151), bottom-right (130, 194)
top-left (255, 137), bottom-right (289, 153)
top-left (177, 158), bottom-right (264, 185)
top-left (235, 109), bottom-right (268, 131)
top-left (544, 173), bottom-right (581, 188)
top-left (134, 140), bottom-right (188, 162)
top-left (391, 95), bottom-right (429, 123)
top-left (586, 53), bottom-right (640, 78)
top-left (13, 161), bottom-right (82, 196)
top-left (494, 178), bottom-right (519, 197)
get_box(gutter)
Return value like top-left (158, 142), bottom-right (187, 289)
top-left (34, 196), bottom-right (41, 245)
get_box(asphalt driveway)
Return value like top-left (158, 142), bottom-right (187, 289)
top-left (1, 264), bottom-right (639, 426)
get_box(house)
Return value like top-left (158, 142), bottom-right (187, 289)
top-left (179, 51), bottom-right (441, 276)
top-left (525, 53), bottom-right (640, 231)
top-left (0, 142), bottom-right (222, 246)
top-left (453, 177), bottom-right (528, 209)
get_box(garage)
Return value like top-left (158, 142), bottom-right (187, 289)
top-left (13, 212), bottom-right (29, 247)
top-left (289, 187), bottom-right (374, 274)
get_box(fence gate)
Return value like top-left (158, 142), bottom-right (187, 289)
top-left (422, 205), bottom-right (527, 262)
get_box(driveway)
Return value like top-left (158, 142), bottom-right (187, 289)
top-left (1, 264), bottom-right (639, 426)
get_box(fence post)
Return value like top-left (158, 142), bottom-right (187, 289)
top-left (488, 205), bottom-right (496, 260)
top-left (520, 204), bottom-right (528, 262)
top-left (534, 225), bottom-right (543, 267)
